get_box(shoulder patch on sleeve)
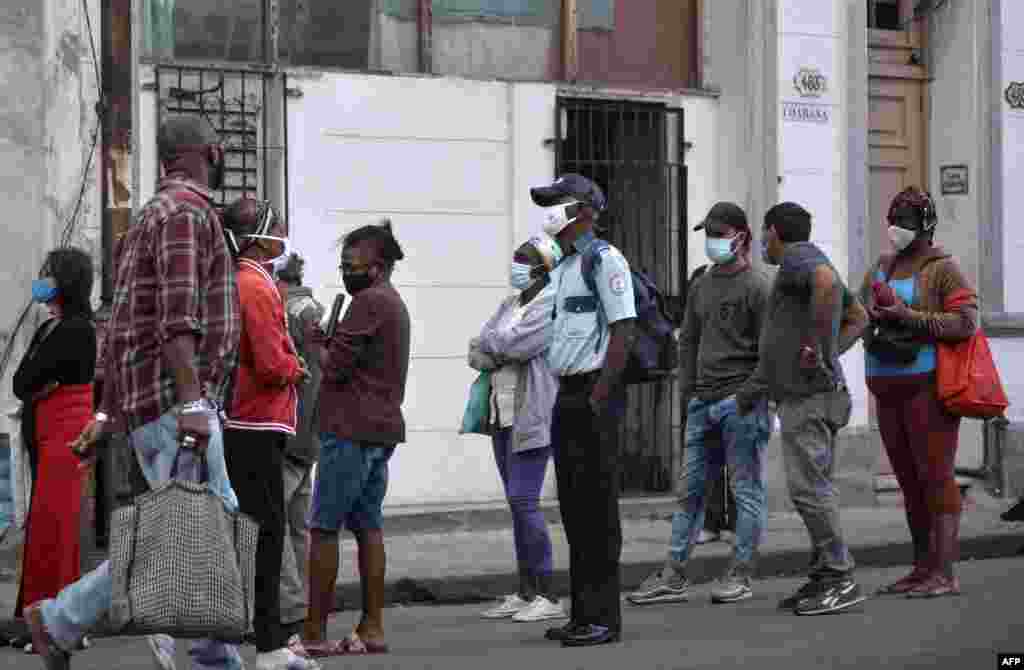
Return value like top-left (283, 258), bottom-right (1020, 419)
top-left (609, 271), bottom-right (628, 296)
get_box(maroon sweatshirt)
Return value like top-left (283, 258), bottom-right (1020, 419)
top-left (317, 282), bottom-right (411, 445)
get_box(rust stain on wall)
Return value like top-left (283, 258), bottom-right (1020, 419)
top-left (573, 0), bottom-right (697, 89)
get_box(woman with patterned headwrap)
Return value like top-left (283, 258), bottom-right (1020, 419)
top-left (469, 235), bottom-right (568, 623)
top-left (859, 187), bottom-right (978, 598)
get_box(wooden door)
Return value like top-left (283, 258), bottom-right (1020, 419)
top-left (868, 14), bottom-right (928, 488)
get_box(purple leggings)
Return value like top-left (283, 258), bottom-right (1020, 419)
top-left (492, 429), bottom-right (554, 577)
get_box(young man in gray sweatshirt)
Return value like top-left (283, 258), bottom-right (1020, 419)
top-left (628, 202), bottom-right (774, 607)
top-left (736, 202), bottom-right (869, 616)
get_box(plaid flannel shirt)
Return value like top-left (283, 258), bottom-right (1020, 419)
top-left (101, 178), bottom-right (240, 430)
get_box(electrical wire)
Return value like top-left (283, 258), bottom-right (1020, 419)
top-left (59, 119), bottom-right (102, 249)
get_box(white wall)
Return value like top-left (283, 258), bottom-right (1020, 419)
top-left (928, 0), bottom-right (987, 308)
top-left (682, 96), bottom-right (719, 276)
top-left (1001, 0), bottom-right (1024, 309)
top-left (776, 0), bottom-right (868, 428)
top-left (284, 72), bottom-right (559, 508)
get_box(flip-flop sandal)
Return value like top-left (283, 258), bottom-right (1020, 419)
top-left (303, 638), bottom-right (367, 657)
top-left (348, 631), bottom-right (389, 654)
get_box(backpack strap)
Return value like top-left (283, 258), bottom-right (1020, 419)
top-left (580, 239), bottom-right (610, 354)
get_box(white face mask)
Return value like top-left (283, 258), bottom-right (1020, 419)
top-left (887, 226), bottom-right (917, 253)
top-left (243, 234), bottom-right (291, 275)
top-left (541, 201), bottom-right (580, 237)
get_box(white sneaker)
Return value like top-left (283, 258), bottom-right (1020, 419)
top-left (512, 596), bottom-right (568, 622)
top-left (256, 648), bottom-right (322, 670)
top-left (480, 594), bottom-right (532, 619)
top-left (147, 634), bottom-right (177, 670)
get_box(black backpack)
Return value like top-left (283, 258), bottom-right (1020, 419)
top-left (580, 240), bottom-right (679, 384)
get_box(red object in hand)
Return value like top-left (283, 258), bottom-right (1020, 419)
top-left (873, 280), bottom-right (897, 308)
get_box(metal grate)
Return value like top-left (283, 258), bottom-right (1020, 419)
top-left (155, 65), bottom-right (269, 208)
top-left (556, 97), bottom-right (687, 494)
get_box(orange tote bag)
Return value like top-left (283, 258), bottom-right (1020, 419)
top-left (935, 288), bottom-right (1009, 419)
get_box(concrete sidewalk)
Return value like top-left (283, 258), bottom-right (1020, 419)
top-left (0, 488), bottom-right (1020, 637)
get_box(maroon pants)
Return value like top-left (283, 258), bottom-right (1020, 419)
top-left (868, 373), bottom-right (962, 520)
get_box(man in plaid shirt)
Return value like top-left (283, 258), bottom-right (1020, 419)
top-left (25, 115), bottom-right (250, 670)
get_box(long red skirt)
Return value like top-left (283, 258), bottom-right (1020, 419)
top-left (15, 383), bottom-right (93, 616)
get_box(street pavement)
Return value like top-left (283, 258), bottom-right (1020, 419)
top-left (0, 556), bottom-right (1020, 669)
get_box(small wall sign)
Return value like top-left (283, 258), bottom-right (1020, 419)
top-left (940, 164), bottom-right (968, 196)
top-left (1007, 82), bottom-right (1024, 110)
top-left (793, 67), bottom-right (828, 98)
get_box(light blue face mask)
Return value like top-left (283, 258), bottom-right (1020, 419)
top-left (31, 278), bottom-right (59, 303)
top-left (510, 262), bottom-right (535, 290)
top-left (705, 236), bottom-right (737, 265)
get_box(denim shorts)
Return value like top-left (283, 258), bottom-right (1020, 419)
top-left (308, 434), bottom-right (395, 532)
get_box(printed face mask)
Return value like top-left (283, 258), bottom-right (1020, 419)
top-left (541, 201), bottom-right (580, 237)
top-left (887, 225), bottom-right (917, 253)
top-left (705, 235), bottom-right (738, 265)
top-left (31, 278), bottom-right (59, 304)
top-left (243, 234), bottom-right (291, 275)
top-left (510, 262), bottom-right (536, 290)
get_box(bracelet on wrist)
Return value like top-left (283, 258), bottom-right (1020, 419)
top-left (179, 399), bottom-right (210, 415)
top-left (94, 411), bottom-right (109, 424)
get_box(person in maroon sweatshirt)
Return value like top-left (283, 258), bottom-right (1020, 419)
top-left (301, 222), bottom-right (410, 657)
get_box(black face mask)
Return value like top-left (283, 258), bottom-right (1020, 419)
top-left (343, 271), bottom-right (374, 295)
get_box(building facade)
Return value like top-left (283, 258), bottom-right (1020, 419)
top-left (3, 0), bottom-right (1021, 512)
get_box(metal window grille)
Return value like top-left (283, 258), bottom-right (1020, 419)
top-left (555, 97), bottom-right (688, 493)
top-left (155, 65), bottom-right (271, 209)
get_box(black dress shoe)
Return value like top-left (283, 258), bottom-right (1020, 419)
top-left (1001, 499), bottom-right (1024, 522)
top-left (544, 621), bottom-right (582, 641)
top-left (560, 624), bottom-right (620, 648)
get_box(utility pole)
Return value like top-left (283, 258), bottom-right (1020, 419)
top-left (562, 0), bottom-right (578, 82)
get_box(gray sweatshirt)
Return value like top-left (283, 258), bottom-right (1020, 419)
top-left (737, 242), bottom-right (859, 405)
top-left (679, 265), bottom-right (772, 403)
top-left (284, 285), bottom-right (325, 465)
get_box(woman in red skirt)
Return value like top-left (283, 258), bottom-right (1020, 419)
top-left (11, 248), bottom-right (96, 634)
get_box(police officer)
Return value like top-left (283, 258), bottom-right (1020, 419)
top-left (530, 174), bottom-right (636, 647)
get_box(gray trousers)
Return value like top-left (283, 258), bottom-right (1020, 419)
top-left (777, 390), bottom-right (855, 577)
top-left (280, 458), bottom-right (312, 625)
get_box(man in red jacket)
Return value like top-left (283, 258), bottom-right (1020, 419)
top-left (221, 198), bottom-right (318, 670)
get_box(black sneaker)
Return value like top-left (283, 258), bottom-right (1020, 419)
top-left (795, 578), bottom-right (868, 616)
top-left (778, 578), bottom-right (828, 611)
top-left (1001, 500), bottom-right (1024, 522)
top-left (545, 621), bottom-right (584, 641)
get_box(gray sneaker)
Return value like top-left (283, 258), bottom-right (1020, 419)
top-left (710, 569), bottom-right (753, 604)
top-left (627, 565), bottom-right (690, 606)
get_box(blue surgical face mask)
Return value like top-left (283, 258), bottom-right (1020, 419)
top-left (510, 262), bottom-right (535, 290)
top-left (32, 278), bottom-right (59, 303)
top-left (705, 236), bottom-right (737, 265)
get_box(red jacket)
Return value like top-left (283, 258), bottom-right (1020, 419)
top-left (225, 259), bottom-right (301, 434)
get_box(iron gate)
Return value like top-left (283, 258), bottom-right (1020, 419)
top-left (154, 65), bottom-right (277, 209)
top-left (555, 97), bottom-right (687, 493)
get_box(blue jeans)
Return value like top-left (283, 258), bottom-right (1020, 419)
top-left (670, 396), bottom-right (771, 568)
top-left (39, 410), bottom-right (243, 669)
top-left (308, 434), bottom-right (394, 532)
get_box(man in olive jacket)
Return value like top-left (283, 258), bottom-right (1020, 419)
top-left (276, 253), bottom-right (325, 633)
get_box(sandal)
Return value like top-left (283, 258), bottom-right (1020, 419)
top-left (302, 638), bottom-right (367, 657)
top-left (348, 631), bottom-right (388, 654)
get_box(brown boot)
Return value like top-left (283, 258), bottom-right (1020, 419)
top-left (907, 513), bottom-right (961, 598)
